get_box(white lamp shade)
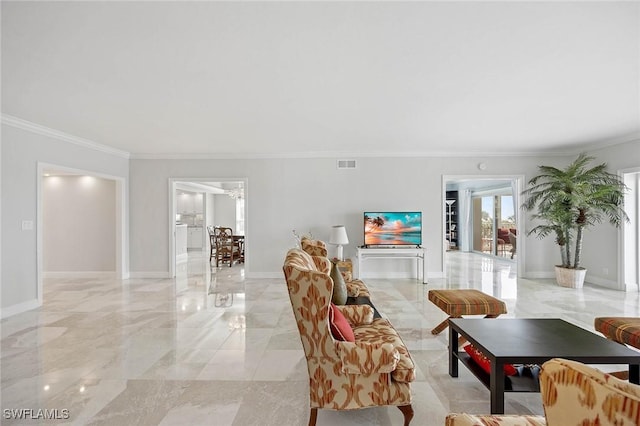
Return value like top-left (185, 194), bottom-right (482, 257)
top-left (329, 225), bottom-right (349, 245)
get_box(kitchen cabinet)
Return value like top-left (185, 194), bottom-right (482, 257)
top-left (194, 193), bottom-right (203, 213)
top-left (178, 193), bottom-right (203, 214)
top-left (176, 224), bottom-right (188, 260)
top-left (177, 194), bottom-right (188, 214)
top-left (188, 226), bottom-right (203, 249)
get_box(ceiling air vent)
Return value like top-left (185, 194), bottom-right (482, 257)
top-left (337, 159), bottom-right (357, 170)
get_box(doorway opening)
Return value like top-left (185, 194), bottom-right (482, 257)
top-left (169, 178), bottom-right (247, 279)
top-left (621, 168), bottom-right (640, 291)
top-left (443, 175), bottom-right (524, 278)
top-left (37, 162), bottom-right (128, 304)
top-left (471, 192), bottom-right (516, 258)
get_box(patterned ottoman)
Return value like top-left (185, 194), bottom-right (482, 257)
top-left (595, 317), bottom-right (640, 380)
top-left (594, 317), bottom-right (640, 351)
top-left (428, 289), bottom-right (507, 336)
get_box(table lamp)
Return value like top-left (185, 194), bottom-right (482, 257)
top-left (329, 225), bottom-right (349, 261)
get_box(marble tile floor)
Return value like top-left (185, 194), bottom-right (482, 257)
top-left (2, 251), bottom-right (639, 425)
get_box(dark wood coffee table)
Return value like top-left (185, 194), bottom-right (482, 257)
top-left (449, 318), bottom-right (640, 414)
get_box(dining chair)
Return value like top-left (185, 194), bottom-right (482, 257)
top-left (207, 225), bottom-right (216, 262)
top-left (214, 227), bottom-right (239, 267)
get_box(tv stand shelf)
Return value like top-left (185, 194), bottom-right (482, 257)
top-left (356, 247), bottom-right (427, 284)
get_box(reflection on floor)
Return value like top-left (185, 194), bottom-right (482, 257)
top-left (2, 251), bottom-right (639, 425)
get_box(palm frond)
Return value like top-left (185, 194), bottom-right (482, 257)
top-left (521, 153), bottom-right (628, 269)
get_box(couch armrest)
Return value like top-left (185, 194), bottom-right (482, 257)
top-left (334, 304), bottom-right (374, 325)
top-left (344, 279), bottom-right (370, 298)
top-left (335, 341), bottom-right (399, 374)
top-left (445, 413), bottom-right (546, 426)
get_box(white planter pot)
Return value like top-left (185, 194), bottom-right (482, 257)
top-left (554, 266), bottom-right (587, 288)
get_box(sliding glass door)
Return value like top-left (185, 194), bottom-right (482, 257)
top-left (472, 193), bottom-right (517, 258)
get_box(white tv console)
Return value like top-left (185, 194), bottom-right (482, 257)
top-left (356, 246), bottom-right (427, 284)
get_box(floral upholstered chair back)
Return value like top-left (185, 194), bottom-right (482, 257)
top-left (446, 357), bottom-right (640, 426)
top-left (541, 358), bottom-right (640, 426)
top-left (299, 237), bottom-right (369, 298)
top-left (282, 248), bottom-right (412, 414)
top-left (300, 237), bottom-right (328, 257)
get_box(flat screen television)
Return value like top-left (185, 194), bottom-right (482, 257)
top-left (363, 212), bottom-right (422, 246)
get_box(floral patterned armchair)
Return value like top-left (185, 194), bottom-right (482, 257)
top-left (445, 358), bottom-right (640, 426)
top-left (300, 237), bottom-right (370, 298)
top-left (283, 248), bottom-right (415, 426)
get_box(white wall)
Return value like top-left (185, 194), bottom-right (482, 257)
top-left (5, 120), bottom-right (637, 320)
top-left (585, 138), bottom-right (640, 289)
top-left (1, 122), bottom-right (129, 315)
top-left (213, 194), bottom-right (236, 229)
top-left (129, 155), bottom-right (566, 279)
top-left (43, 175), bottom-right (116, 273)
top-left (205, 193), bottom-right (215, 228)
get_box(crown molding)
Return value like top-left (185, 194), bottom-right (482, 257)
top-left (577, 132), bottom-right (640, 153)
top-left (1, 114), bottom-right (130, 159)
top-left (130, 149), bottom-right (578, 160)
top-left (3, 113), bottom-right (636, 160)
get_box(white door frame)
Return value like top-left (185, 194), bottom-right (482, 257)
top-left (442, 174), bottom-right (525, 278)
top-left (620, 167), bottom-right (640, 291)
top-left (168, 177), bottom-right (248, 278)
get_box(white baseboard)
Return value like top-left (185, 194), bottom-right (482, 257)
top-left (360, 272), bottom-right (425, 280)
top-left (43, 271), bottom-right (117, 279)
top-left (1, 299), bottom-right (41, 319)
top-left (524, 271), bottom-right (623, 291)
top-left (128, 272), bottom-right (172, 279)
top-left (523, 271), bottom-right (555, 279)
top-left (247, 272), bottom-right (283, 279)
top-left (625, 282), bottom-right (640, 292)
top-left (248, 271), bottom-right (442, 281)
top-left (585, 275), bottom-right (621, 290)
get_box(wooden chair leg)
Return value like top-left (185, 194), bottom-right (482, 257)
top-left (308, 408), bottom-right (318, 426)
top-left (398, 404), bottom-right (414, 426)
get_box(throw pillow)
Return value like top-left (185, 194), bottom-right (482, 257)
top-left (330, 261), bottom-right (348, 305)
top-left (329, 303), bottom-right (355, 342)
top-left (463, 344), bottom-right (517, 376)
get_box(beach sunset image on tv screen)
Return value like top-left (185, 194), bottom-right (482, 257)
top-left (364, 212), bottom-right (422, 246)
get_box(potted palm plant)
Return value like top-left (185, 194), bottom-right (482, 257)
top-left (522, 153), bottom-right (628, 288)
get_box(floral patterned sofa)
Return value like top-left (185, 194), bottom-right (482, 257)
top-left (300, 237), bottom-right (370, 298)
top-left (283, 248), bottom-right (415, 425)
top-left (445, 357), bottom-right (640, 426)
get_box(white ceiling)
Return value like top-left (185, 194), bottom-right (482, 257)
top-left (2, 1), bottom-right (639, 157)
